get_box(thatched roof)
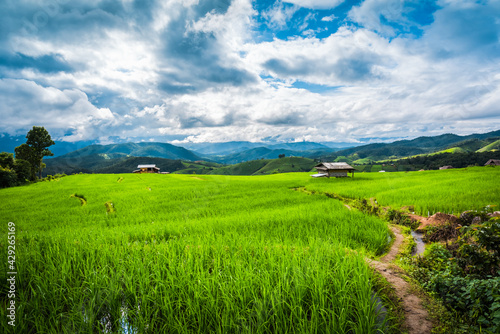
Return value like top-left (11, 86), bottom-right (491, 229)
top-left (315, 162), bottom-right (355, 170)
top-left (485, 159), bottom-right (500, 166)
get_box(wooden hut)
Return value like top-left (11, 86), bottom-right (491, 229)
top-left (133, 164), bottom-right (160, 174)
top-left (485, 159), bottom-right (500, 166)
top-left (311, 162), bottom-right (355, 178)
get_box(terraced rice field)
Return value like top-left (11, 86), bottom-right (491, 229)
top-left (1, 167), bottom-right (498, 333)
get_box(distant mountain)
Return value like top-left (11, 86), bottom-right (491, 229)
top-left (266, 142), bottom-right (330, 151)
top-left (0, 134), bottom-right (95, 157)
top-left (212, 147), bottom-right (306, 164)
top-left (318, 142), bottom-right (363, 149)
top-left (55, 142), bottom-right (200, 161)
top-left (177, 141), bottom-right (335, 156)
top-left (326, 130), bottom-right (500, 161)
top-left (176, 141), bottom-right (265, 155)
top-left (42, 142), bottom-right (200, 176)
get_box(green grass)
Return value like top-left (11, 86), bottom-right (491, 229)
top-left (306, 167), bottom-right (500, 216)
top-left (0, 173), bottom-right (390, 333)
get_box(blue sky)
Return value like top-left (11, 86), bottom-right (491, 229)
top-left (0, 0), bottom-right (499, 144)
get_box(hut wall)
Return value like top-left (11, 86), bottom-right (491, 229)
top-left (328, 171), bottom-right (348, 177)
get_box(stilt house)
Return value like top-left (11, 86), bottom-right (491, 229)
top-left (311, 162), bottom-right (355, 178)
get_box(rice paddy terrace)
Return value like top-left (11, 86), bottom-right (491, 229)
top-left (0, 167), bottom-right (499, 333)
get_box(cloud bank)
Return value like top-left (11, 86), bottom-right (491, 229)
top-left (0, 0), bottom-right (499, 144)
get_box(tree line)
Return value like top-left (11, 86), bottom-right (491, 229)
top-left (0, 126), bottom-right (54, 188)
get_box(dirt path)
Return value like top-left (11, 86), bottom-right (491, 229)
top-left (368, 226), bottom-right (433, 334)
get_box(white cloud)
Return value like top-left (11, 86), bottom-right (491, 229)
top-left (283, 0), bottom-right (345, 10)
top-left (0, 79), bottom-right (116, 140)
top-left (1, 0), bottom-right (500, 145)
top-left (348, 0), bottom-right (405, 37)
top-left (321, 14), bottom-right (337, 22)
top-left (261, 1), bottom-right (299, 29)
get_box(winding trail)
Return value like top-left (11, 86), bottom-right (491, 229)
top-left (368, 226), bottom-right (433, 334)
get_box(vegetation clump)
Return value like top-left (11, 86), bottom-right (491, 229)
top-left (408, 210), bottom-right (500, 333)
top-left (105, 201), bottom-right (116, 213)
top-left (70, 193), bottom-right (87, 206)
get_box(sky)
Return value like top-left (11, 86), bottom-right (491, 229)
top-left (0, 0), bottom-right (499, 145)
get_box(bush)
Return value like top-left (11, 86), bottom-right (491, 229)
top-left (386, 209), bottom-right (420, 229)
top-left (0, 166), bottom-right (18, 188)
top-left (409, 221), bottom-right (500, 332)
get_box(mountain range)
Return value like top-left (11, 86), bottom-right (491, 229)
top-left (2, 129), bottom-right (499, 176)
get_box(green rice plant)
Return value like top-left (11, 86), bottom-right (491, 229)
top-left (0, 173), bottom-right (391, 333)
top-left (306, 167), bottom-right (500, 216)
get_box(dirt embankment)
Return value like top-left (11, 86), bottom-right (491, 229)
top-left (368, 226), bottom-right (433, 334)
top-left (407, 212), bottom-right (458, 232)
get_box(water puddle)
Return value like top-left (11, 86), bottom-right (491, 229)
top-left (371, 292), bottom-right (388, 331)
top-left (411, 231), bottom-right (425, 256)
top-left (82, 305), bottom-right (138, 333)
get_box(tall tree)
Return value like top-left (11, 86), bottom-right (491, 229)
top-left (16, 126), bottom-right (55, 179)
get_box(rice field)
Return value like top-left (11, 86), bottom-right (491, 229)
top-left (306, 167), bottom-right (500, 216)
top-left (1, 173), bottom-right (389, 333)
top-left (1, 167), bottom-right (497, 333)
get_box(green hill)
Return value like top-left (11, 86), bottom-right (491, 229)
top-left (476, 139), bottom-right (500, 152)
top-left (43, 155), bottom-right (187, 175)
top-left (213, 147), bottom-right (303, 164)
top-left (206, 157), bottom-right (317, 176)
top-left (252, 157), bottom-right (316, 175)
top-left (325, 130), bottom-right (500, 162)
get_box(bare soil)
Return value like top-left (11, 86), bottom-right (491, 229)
top-left (368, 226), bottom-right (433, 334)
top-left (407, 212), bottom-right (458, 232)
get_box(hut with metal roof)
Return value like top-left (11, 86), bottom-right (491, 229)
top-left (133, 164), bottom-right (160, 174)
top-left (311, 162), bottom-right (355, 178)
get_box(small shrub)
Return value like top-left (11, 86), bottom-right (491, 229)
top-left (423, 222), bottom-right (461, 242)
